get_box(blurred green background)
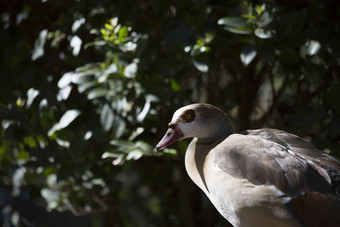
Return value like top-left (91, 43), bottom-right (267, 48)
top-left (1, 0), bottom-right (340, 226)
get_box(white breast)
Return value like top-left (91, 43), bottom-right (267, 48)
top-left (185, 139), bottom-right (301, 227)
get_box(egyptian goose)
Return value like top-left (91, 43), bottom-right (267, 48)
top-left (156, 103), bottom-right (340, 227)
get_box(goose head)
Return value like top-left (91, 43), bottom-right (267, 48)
top-left (156, 103), bottom-right (233, 151)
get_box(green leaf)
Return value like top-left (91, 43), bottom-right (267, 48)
top-left (17, 150), bottom-right (30, 160)
top-left (23, 136), bottom-right (38, 148)
top-left (256, 5), bottom-right (265, 16)
top-left (118, 26), bottom-right (128, 41)
top-left (104, 23), bottom-right (113, 30)
top-left (162, 148), bottom-right (178, 156)
top-left (170, 79), bottom-right (180, 92)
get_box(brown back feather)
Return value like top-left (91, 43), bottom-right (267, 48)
top-left (289, 192), bottom-right (340, 227)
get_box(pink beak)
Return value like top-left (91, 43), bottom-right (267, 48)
top-left (156, 124), bottom-right (183, 151)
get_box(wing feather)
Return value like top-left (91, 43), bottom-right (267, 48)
top-left (214, 130), bottom-right (333, 196)
top-left (214, 128), bottom-right (340, 225)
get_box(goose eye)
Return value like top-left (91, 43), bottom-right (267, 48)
top-left (181, 109), bottom-right (195, 122)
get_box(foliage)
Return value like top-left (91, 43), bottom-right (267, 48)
top-left (1, 0), bottom-right (340, 226)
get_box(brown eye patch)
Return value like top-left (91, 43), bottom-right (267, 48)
top-left (181, 109), bottom-right (195, 123)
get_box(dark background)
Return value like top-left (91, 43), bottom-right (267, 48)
top-left (1, 0), bottom-right (340, 226)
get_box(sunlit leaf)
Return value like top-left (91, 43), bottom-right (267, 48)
top-left (77, 81), bottom-right (96, 93)
top-left (134, 141), bottom-right (153, 153)
top-left (128, 127), bottom-right (144, 141)
top-left (85, 40), bottom-right (107, 48)
top-left (126, 150), bottom-right (143, 160)
top-left (59, 109), bottom-right (81, 128)
top-left (12, 167), bottom-right (26, 196)
top-left (71, 73), bottom-right (91, 85)
top-left (104, 23), bottom-right (113, 30)
top-left (57, 85), bottom-right (72, 100)
top-left (100, 104), bottom-right (114, 131)
top-left (47, 174), bottom-right (57, 187)
top-left (137, 98), bottom-right (151, 122)
top-left (72, 18), bottom-right (85, 33)
top-left (41, 188), bottom-right (59, 201)
top-left (306, 40), bottom-right (321, 56)
top-left (120, 42), bottom-right (137, 52)
top-left (26, 88), bottom-right (40, 108)
top-left (254, 28), bottom-right (273, 39)
top-left (84, 131), bottom-right (93, 140)
top-left (104, 63), bottom-right (118, 76)
top-left (87, 88), bottom-right (109, 99)
top-left (217, 17), bottom-right (247, 27)
top-left (114, 117), bottom-right (126, 138)
top-left (112, 154), bottom-right (124, 165)
top-left (257, 11), bottom-right (273, 27)
top-left (162, 148), bottom-right (178, 156)
top-left (91, 178), bottom-right (105, 187)
top-left (101, 152), bottom-right (119, 159)
top-left (70, 35), bottom-right (82, 56)
top-left (124, 61), bottom-right (138, 78)
top-left (55, 138), bottom-right (70, 148)
top-left (240, 45), bottom-right (257, 66)
top-left (41, 188), bottom-right (60, 210)
top-left (193, 60), bottom-right (209, 73)
top-left (222, 27), bottom-right (252, 35)
top-left (32, 29), bottom-right (48, 60)
top-left (48, 110), bottom-right (81, 136)
top-left (110, 139), bottom-right (132, 151)
top-left (11, 212), bottom-right (19, 226)
top-left (58, 72), bottom-right (73, 88)
top-left (256, 4), bottom-right (265, 16)
top-left (16, 97), bottom-right (24, 107)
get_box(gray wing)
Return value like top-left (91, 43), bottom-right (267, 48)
top-left (214, 129), bottom-right (338, 197)
top-left (214, 128), bottom-right (340, 226)
top-left (253, 128), bottom-right (340, 170)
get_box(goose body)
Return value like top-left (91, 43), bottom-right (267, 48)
top-left (156, 103), bottom-right (340, 227)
